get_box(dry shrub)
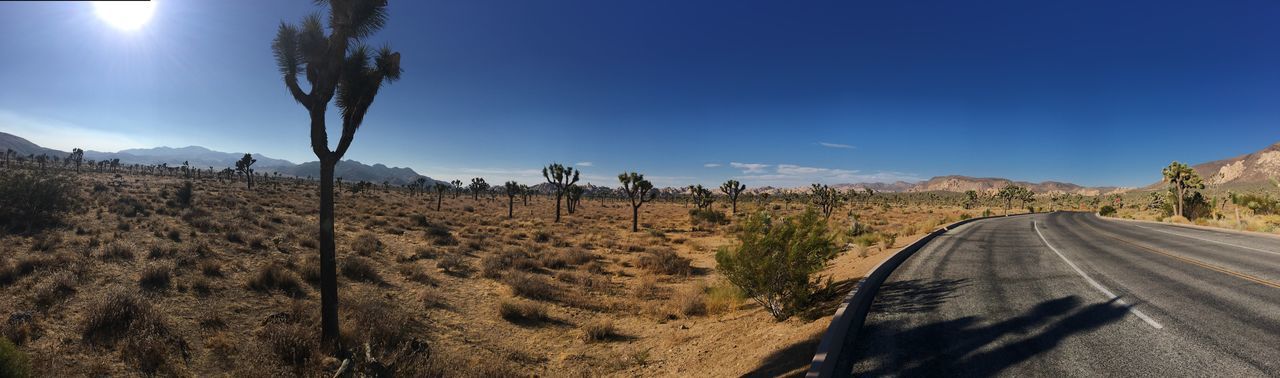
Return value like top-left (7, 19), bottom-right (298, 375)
top-left (417, 288), bottom-right (446, 309)
top-left (673, 285), bottom-right (707, 317)
top-left (258, 319), bottom-right (316, 373)
top-left (398, 263), bottom-right (437, 286)
top-left (248, 264), bottom-right (306, 298)
top-left (705, 280), bottom-right (745, 315)
top-left (437, 252), bottom-right (468, 275)
top-left (481, 248), bottom-right (527, 278)
top-left (633, 275), bottom-right (662, 299)
top-left (341, 256), bottom-right (383, 284)
top-left (504, 271), bottom-right (558, 301)
top-left (80, 291), bottom-right (188, 374)
top-left (343, 295), bottom-right (418, 356)
top-left (205, 331), bottom-right (237, 362)
top-left (498, 299), bottom-right (549, 324)
top-left (97, 240), bottom-right (137, 260)
top-left (352, 232), bottom-right (382, 256)
top-left (33, 271), bottom-right (77, 309)
top-left (555, 271), bottom-right (606, 291)
top-left (637, 248), bottom-right (691, 276)
top-left (30, 233), bottom-right (61, 252)
top-left (200, 260), bottom-right (224, 277)
top-left (138, 263), bottom-right (173, 291)
top-left (0, 337), bottom-right (32, 378)
top-left (581, 320), bottom-right (618, 342)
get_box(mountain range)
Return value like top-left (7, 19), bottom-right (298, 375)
top-left (1188, 142), bottom-right (1280, 187)
top-left (0, 131), bottom-right (435, 185)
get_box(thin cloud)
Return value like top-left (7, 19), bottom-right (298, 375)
top-left (729, 162), bottom-right (770, 173)
top-left (732, 163), bottom-right (921, 187)
top-left (703, 163), bottom-right (721, 168)
top-left (818, 142), bottom-right (855, 149)
top-left (575, 161), bottom-right (593, 167)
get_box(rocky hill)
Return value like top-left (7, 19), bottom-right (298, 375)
top-left (1188, 142), bottom-right (1280, 187)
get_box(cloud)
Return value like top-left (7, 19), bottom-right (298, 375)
top-left (732, 163), bottom-right (922, 187)
top-left (729, 162), bottom-right (770, 173)
top-left (818, 142), bottom-right (855, 149)
top-left (575, 161), bottom-right (593, 167)
top-left (703, 163), bottom-right (721, 168)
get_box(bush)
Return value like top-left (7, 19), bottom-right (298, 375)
top-left (714, 209), bottom-right (838, 321)
top-left (1098, 205), bottom-right (1117, 216)
top-left (637, 248), bottom-right (692, 276)
top-left (80, 291), bottom-right (188, 374)
top-left (248, 264), bottom-right (306, 298)
top-left (175, 181), bottom-right (194, 208)
top-left (351, 232), bottom-right (382, 256)
top-left (498, 299), bottom-right (549, 324)
top-left (689, 209), bottom-right (728, 229)
top-left (33, 271), bottom-right (77, 309)
top-left (0, 171), bottom-right (79, 232)
top-left (437, 253), bottom-right (468, 275)
top-left (0, 337), bottom-right (31, 378)
top-left (341, 256), bottom-right (383, 283)
top-left (138, 263), bottom-right (172, 291)
top-left (504, 271), bottom-right (558, 301)
top-left (581, 320), bottom-right (618, 342)
top-left (674, 286), bottom-right (707, 317)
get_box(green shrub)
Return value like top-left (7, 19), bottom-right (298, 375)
top-left (0, 337), bottom-right (31, 378)
top-left (1098, 205), bottom-right (1117, 216)
top-left (714, 209), bottom-right (838, 321)
top-left (0, 171), bottom-right (79, 233)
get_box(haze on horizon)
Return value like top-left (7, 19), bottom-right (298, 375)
top-left (2, 0), bottom-right (1278, 188)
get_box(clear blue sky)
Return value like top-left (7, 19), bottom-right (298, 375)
top-left (2, 0), bottom-right (1278, 187)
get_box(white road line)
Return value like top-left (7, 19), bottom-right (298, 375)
top-left (1127, 223), bottom-right (1280, 257)
top-left (1034, 221), bottom-right (1164, 329)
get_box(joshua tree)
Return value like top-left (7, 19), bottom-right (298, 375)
top-left (270, 0), bottom-right (402, 347)
top-left (963, 190), bottom-right (979, 209)
top-left (566, 184), bottom-right (584, 214)
top-left (542, 163), bottom-right (580, 222)
top-left (720, 179), bottom-right (746, 215)
top-left (504, 181), bottom-right (520, 218)
top-left (520, 184), bottom-right (531, 206)
top-left (433, 182), bottom-right (448, 211)
top-left (810, 183), bottom-right (840, 219)
top-left (689, 184), bottom-right (715, 209)
top-left (1162, 161), bottom-right (1203, 218)
top-left (411, 177), bottom-right (427, 197)
top-left (619, 172), bottom-right (656, 232)
top-left (69, 148), bottom-right (84, 172)
top-left (450, 179), bottom-right (463, 199)
top-left (468, 177), bottom-right (489, 200)
top-left (996, 184), bottom-right (1034, 214)
top-left (235, 153), bottom-right (257, 189)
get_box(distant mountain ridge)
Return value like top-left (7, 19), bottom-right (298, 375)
top-left (1185, 142), bottom-right (1280, 187)
top-left (0, 131), bottom-right (435, 186)
top-left (751, 176), bottom-right (1120, 195)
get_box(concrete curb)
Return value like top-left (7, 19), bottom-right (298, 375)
top-left (1097, 214), bottom-right (1280, 241)
top-left (805, 212), bottom-right (1031, 377)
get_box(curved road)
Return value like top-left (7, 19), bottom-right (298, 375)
top-left (849, 212), bottom-right (1280, 377)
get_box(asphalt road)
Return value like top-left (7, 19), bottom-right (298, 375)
top-left (849, 212), bottom-right (1280, 377)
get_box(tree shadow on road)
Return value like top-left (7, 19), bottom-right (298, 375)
top-left (851, 295), bottom-right (1130, 377)
top-left (870, 278), bottom-right (970, 314)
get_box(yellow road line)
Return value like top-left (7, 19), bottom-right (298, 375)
top-left (1076, 219), bottom-right (1280, 290)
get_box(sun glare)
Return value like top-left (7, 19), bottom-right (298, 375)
top-left (93, 1), bottom-right (156, 31)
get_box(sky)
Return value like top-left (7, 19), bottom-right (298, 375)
top-left (1, 0), bottom-right (1279, 188)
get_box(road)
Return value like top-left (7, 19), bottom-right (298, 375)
top-left (849, 212), bottom-right (1280, 377)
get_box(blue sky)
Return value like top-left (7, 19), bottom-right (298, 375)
top-left (1, 0), bottom-right (1278, 187)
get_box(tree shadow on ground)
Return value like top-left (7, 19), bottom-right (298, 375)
top-left (800, 278), bottom-right (861, 321)
top-left (852, 295), bottom-right (1130, 377)
top-left (742, 331), bottom-right (822, 378)
top-left (870, 278), bottom-right (970, 314)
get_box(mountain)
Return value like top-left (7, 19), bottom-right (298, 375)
top-left (0, 131), bottom-right (67, 157)
top-left (273, 160), bottom-right (434, 186)
top-left (84, 146), bottom-right (295, 170)
top-left (1186, 142), bottom-right (1280, 187)
top-left (907, 175), bottom-right (1123, 196)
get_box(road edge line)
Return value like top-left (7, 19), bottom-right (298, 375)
top-left (1033, 221), bottom-right (1164, 329)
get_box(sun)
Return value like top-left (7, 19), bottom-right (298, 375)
top-left (93, 1), bottom-right (156, 31)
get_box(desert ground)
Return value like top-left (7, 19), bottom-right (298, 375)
top-left (0, 170), bottom-right (988, 377)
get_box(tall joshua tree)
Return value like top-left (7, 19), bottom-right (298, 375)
top-left (504, 181), bottom-right (520, 219)
top-left (450, 179), bottom-right (463, 199)
top-left (469, 177), bottom-right (489, 200)
top-left (270, 0), bottom-right (402, 347)
top-left (619, 172), bottom-right (656, 232)
top-left (433, 182), bottom-right (448, 211)
top-left (235, 153), bottom-right (257, 189)
top-left (720, 179), bottom-right (746, 215)
top-left (543, 163), bottom-right (580, 222)
top-left (1162, 161), bottom-right (1203, 218)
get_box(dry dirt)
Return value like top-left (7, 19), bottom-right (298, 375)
top-left (0, 172), bottom-right (981, 377)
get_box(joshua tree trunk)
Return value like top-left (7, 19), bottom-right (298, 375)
top-left (508, 196), bottom-right (515, 219)
top-left (632, 205), bottom-right (640, 232)
top-left (554, 193), bottom-right (563, 222)
top-left (318, 159), bottom-right (339, 345)
top-left (437, 193), bottom-right (443, 211)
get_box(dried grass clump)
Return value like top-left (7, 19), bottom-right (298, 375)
top-left (581, 320), bottom-right (618, 342)
top-left (637, 248), bottom-right (692, 276)
top-left (80, 291), bottom-right (188, 375)
top-left (97, 240), bottom-right (137, 260)
top-left (504, 271), bottom-right (559, 301)
top-left (351, 232), bottom-right (382, 256)
top-left (498, 299), bottom-right (549, 324)
top-left (138, 263), bottom-right (173, 291)
top-left (248, 264), bottom-right (306, 298)
top-left (673, 285), bottom-right (707, 317)
top-left (341, 256), bottom-right (383, 284)
top-left (33, 270), bottom-right (77, 309)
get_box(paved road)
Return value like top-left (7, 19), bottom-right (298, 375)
top-left (849, 212), bottom-right (1280, 377)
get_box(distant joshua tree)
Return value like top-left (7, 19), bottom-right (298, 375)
top-left (504, 181), bottom-right (520, 219)
top-left (520, 184), bottom-right (531, 206)
top-left (566, 184), bottom-right (584, 214)
top-left (412, 177), bottom-right (427, 197)
top-left (1162, 161), bottom-right (1203, 218)
top-left (720, 179), bottom-right (746, 215)
top-left (810, 183), bottom-right (840, 219)
top-left (433, 182), bottom-right (449, 211)
top-left (619, 172), bottom-right (656, 232)
top-left (69, 148), bottom-right (84, 172)
top-left (690, 184), bottom-right (715, 209)
top-left (542, 163), bottom-right (580, 222)
top-left (450, 179), bottom-right (463, 199)
top-left (235, 153), bottom-right (257, 189)
top-left (469, 177), bottom-right (489, 200)
top-left (964, 190), bottom-right (979, 209)
top-left (269, 0), bottom-right (403, 347)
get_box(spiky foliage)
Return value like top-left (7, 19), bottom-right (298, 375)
top-left (504, 181), bottom-right (520, 219)
top-left (1162, 161), bottom-right (1204, 218)
top-left (963, 190), bottom-right (979, 209)
top-left (270, 0), bottom-right (402, 346)
top-left (433, 182), bottom-right (449, 211)
top-left (234, 153), bottom-right (257, 190)
top-left (566, 184), bottom-right (584, 214)
top-left (619, 172), bottom-right (656, 232)
top-left (468, 177), bottom-right (489, 201)
top-left (810, 184), bottom-right (840, 219)
top-left (720, 179), bottom-right (746, 215)
top-left (715, 209), bottom-right (839, 321)
top-left (542, 163), bottom-right (580, 222)
top-left (689, 184), bottom-right (715, 209)
top-left (996, 184), bottom-right (1034, 214)
top-left (450, 179), bottom-right (463, 199)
